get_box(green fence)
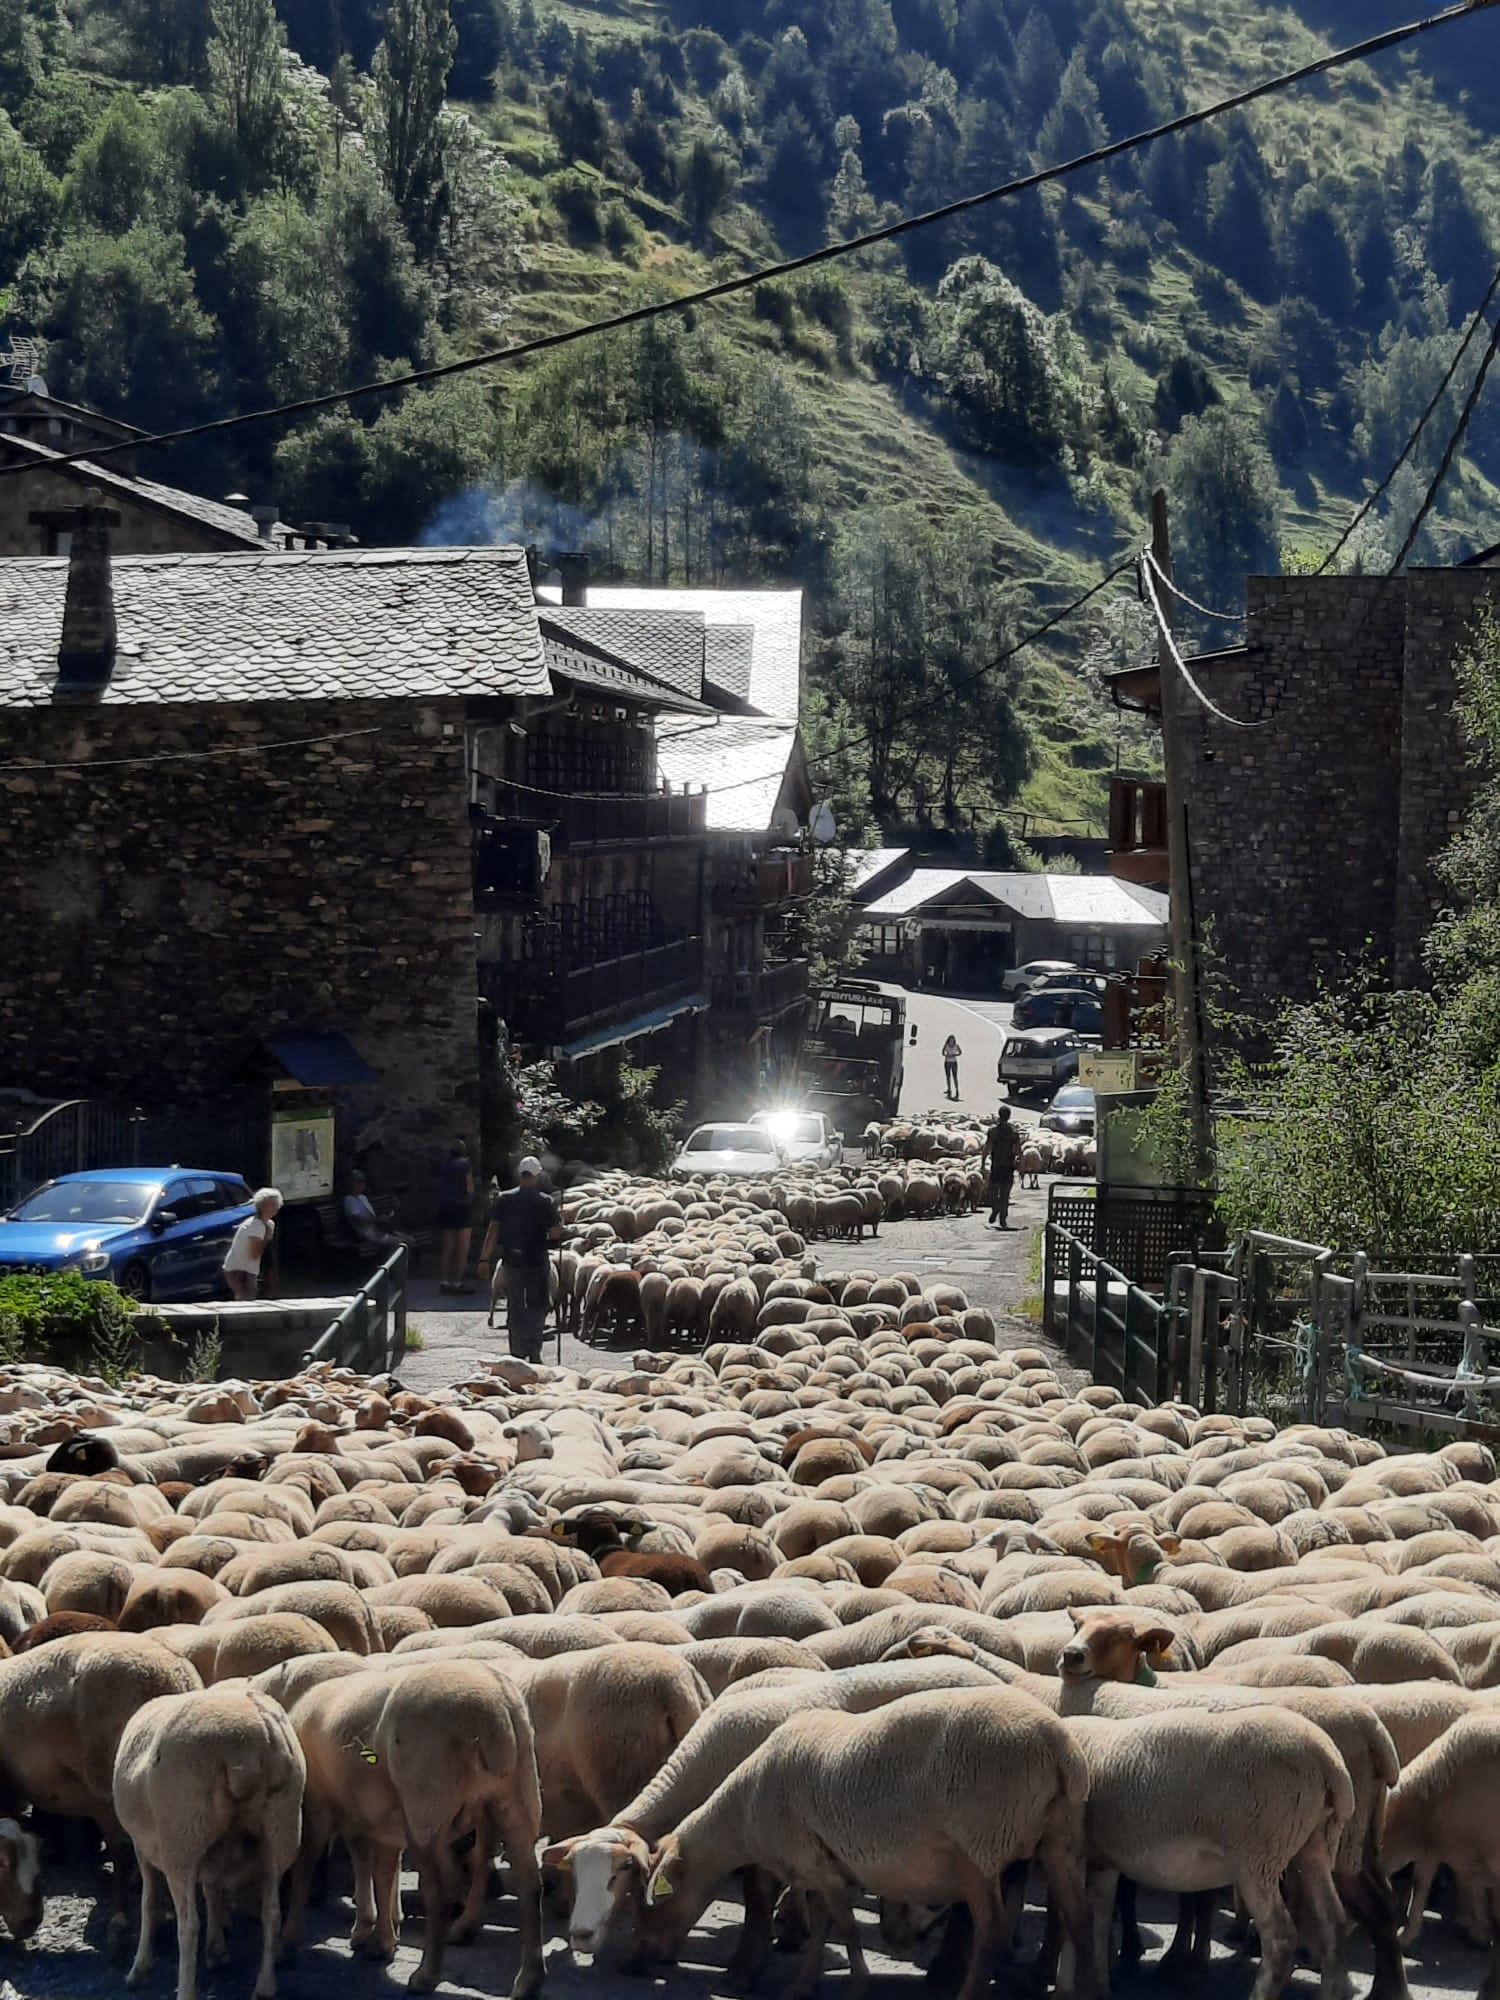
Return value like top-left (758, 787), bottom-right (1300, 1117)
top-left (304, 1244), bottom-right (408, 1375)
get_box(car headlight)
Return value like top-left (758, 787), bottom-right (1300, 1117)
top-left (77, 1247), bottom-right (111, 1275)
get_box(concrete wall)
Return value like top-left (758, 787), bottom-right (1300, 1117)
top-left (1179, 570), bottom-right (1500, 1016)
top-left (0, 698), bottom-right (479, 1212)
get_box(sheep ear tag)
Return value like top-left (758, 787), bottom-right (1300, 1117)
top-left (1133, 1659), bottom-right (1158, 1687)
top-left (647, 1869), bottom-right (674, 1905)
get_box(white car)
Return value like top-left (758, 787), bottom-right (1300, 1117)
top-left (748, 1109), bottom-right (843, 1170)
top-left (1001, 959), bottom-right (1083, 998)
top-left (671, 1123), bottom-right (785, 1180)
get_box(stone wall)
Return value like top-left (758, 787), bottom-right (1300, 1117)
top-left (0, 462), bottom-right (241, 557)
top-left (1179, 570), bottom-right (1500, 1017)
top-left (0, 698), bottom-right (480, 1214)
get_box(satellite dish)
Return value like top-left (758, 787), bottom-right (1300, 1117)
top-left (770, 806), bottom-right (800, 838)
top-left (809, 800), bottom-right (838, 845)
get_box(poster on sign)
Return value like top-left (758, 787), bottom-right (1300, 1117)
top-left (271, 1108), bottom-right (335, 1202)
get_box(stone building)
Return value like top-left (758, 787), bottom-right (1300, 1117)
top-left (1109, 561), bottom-right (1500, 1017)
top-left (0, 525), bottom-right (547, 1208)
top-left (0, 508), bottom-right (817, 1201)
top-left (0, 381), bottom-right (284, 556)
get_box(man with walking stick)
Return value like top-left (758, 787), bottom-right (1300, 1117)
top-left (480, 1157), bottom-right (562, 1363)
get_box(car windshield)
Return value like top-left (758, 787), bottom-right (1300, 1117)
top-left (10, 1179), bottom-right (158, 1225)
top-left (764, 1114), bottom-right (821, 1145)
top-left (686, 1127), bottom-right (765, 1153)
top-left (1051, 1087), bottom-right (1095, 1110)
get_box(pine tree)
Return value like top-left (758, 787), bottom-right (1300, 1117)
top-left (208, 0), bottom-right (287, 176)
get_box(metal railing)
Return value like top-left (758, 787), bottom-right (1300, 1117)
top-left (305, 1244), bottom-right (407, 1373)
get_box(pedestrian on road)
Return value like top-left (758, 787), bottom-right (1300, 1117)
top-left (942, 1034), bottom-right (962, 1099)
top-left (985, 1109), bottom-right (1017, 1229)
top-left (222, 1187), bottom-right (282, 1301)
top-left (436, 1140), bottom-right (475, 1295)
top-left (480, 1156), bottom-right (562, 1363)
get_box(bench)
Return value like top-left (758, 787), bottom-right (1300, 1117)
top-left (310, 1199), bottom-right (432, 1273)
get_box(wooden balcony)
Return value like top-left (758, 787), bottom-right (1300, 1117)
top-left (713, 851), bottom-right (815, 915)
top-left (485, 777), bottom-right (705, 848)
top-left (711, 957), bottom-right (811, 1021)
top-left (483, 936), bottom-right (704, 1044)
top-left (1108, 775), bottom-right (1169, 886)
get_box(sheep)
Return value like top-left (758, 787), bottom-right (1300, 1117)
top-left (1381, 1710), bottom-right (1500, 1962)
top-left (1063, 1704), bottom-right (1353, 2000)
top-left (0, 1817), bottom-right (43, 1941)
top-left (0, 1632), bottom-right (201, 1929)
top-left (547, 1655), bottom-right (1003, 1967)
top-left (636, 1687), bottom-right (1093, 2000)
top-left (282, 1659), bottom-right (544, 1996)
top-left (113, 1684), bottom-right (306, 2000)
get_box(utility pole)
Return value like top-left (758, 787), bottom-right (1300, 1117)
top-left (1151, 488), bottom-right (1213, 1182)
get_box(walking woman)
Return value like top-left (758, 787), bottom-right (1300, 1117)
top-left (942, 1034), bottom-right (962, 1100)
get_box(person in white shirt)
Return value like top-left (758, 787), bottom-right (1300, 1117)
top-left (342, 1171), bottom-right (408, 1258)
top-left (223, 1188), bottom-right (283, 1301)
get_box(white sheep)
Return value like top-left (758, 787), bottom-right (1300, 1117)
top-left (113, 1684), bottom-right (306, 2000)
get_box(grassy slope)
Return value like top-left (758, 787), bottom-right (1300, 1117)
top-left (487, 0), bottom-right (1499, 831)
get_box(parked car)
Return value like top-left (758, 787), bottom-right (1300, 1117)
top-left (1011, 989), bottom-right (1104, 1036)
top-left (998, 1029), bottom-right (1083, 1097)
top-left (748, 1109), bottom-right (843, 1169)
top-left (0, 1168), bottom-right (255, 1301)
top-left (670, 1124), bottom-right (785, 1181)
top-left (1041, 1083), bottom-right (1097, 1137)
top-left (1034, 970), bottom-right (1109, 998)
top-left (1001, 959), bottom-right (1081, 998)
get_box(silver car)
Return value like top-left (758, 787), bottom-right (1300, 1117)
top-left (1001, 959), bottom-right (1083, 998)
top-left (998, 1028), bottom-right (1083, 1098)
top-left (671, 1123), bottom-right (786, 1180)
top-left (748, 1109), bottom-right (843, 1170)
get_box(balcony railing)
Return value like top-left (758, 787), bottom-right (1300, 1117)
top-left (1108, 775), bottom-right (1169, 885)
top-left (484, 777), bottom-right (705, 848)
top-left (484, 936), bottom-right (704, 1044)
top-left (711, 957), bottom-right (811, 1020)
top-left (714, 851), bottom-right (815, 914)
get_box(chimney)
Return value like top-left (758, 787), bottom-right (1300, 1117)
top-left (250, 500), bottom-right (280, 540)
top-left (524, 544), bottom-right (540, 599)
top-left (31, 494), bottom-right (121, 696)
top-left (558, 552), bottom-right (590, 607)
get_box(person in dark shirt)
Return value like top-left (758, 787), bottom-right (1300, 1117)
top-left (985, 1107), bottom-right (1018, 1229)
top-left (480, 1156), bottom-right (562, 1360)
top-left (436, 1139), bottom-right (475, 1295)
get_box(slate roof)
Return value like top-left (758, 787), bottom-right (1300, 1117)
top-left (0, 547), bottom-right (549, 706)
top-left (540, 604), bottom-right (707, 701)
top-left (860, 871), bottom-right (1168, 926)
top-left (848, 847), bottom-right (912, 895)
top-left (540, 622), bottom-right (711, 714)
top-left (656, 714), bottom-right (803, 833)
top-left (0, 431), bottom-right (270, 548)
top-left (703, 623), bottom-right (755, 704)
top-left (587, 587), bottom-right (802, 720)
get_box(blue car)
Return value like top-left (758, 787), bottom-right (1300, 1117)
top-left (0, 1167), bottom-right (255, 1302)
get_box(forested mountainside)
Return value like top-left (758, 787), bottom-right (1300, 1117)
top-left (2, 0), bottom-right (1498, 840)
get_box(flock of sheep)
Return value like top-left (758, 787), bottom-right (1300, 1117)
top-left (0, 1276), bottom-right (1495, 2000)
top-left (558, 1128), bottom-right (1084, 1347)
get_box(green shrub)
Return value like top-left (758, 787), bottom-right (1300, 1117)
top-left (0, 1270), bottom-right (140, 1373)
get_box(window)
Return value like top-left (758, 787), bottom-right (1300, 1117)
top-left (44, 529), bottom-right (71, 558)
top-left (162, 1178), bottom-right (218, 1220)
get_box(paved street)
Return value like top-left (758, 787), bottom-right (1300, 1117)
top-left (892, 980), bottom-right (1021, 1121)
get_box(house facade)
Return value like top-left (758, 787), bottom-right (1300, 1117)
top-left (1110, 561), bottom-right (1500, 1018)
top-left (854, 867), bottom-right (1168, 989)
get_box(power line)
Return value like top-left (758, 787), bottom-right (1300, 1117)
top-left (3, 0), bottom-right (1495, 484)
top-left (1388, 312), bottom-right (1500, 571)
top-left (0, 725), bottom-right (380, 776)
top-left (1142, 555), bottom-right (1245, 625)
top-left (1319, 259), bottom-right (1500, 574)
top-left (802, 555), bottom-right (1139, 779)
top-left (1138, 555), bottom-right (1279, 730)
